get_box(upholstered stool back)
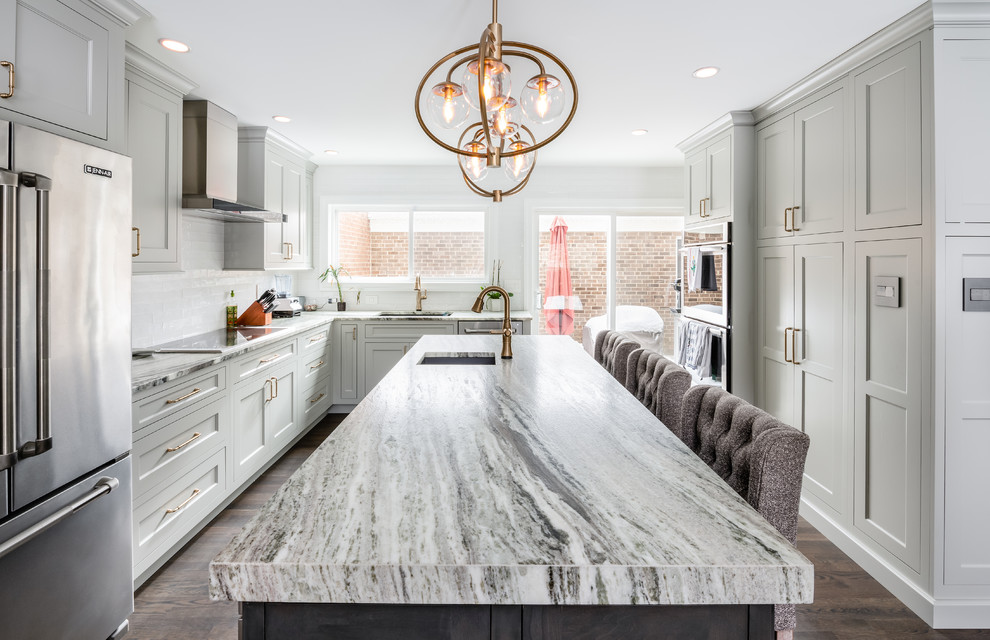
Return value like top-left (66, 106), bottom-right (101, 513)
top-left (594, 330), bottom-right (638, 385)
top-left (625, 349), bottom-right (691, 438)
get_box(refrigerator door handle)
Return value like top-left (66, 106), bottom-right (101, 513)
top-left (0, 169), bottom-right (16, 471)
top-left (0, 476), bottom-right (119, 561)
top-left (17, 172), bottom-right (53, 459)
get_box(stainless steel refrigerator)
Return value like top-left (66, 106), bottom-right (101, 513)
top-left (0, 122), bottom-right (133, 639)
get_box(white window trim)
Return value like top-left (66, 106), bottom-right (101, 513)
top-left (316, 200), bottom-right (496, 293)
top-left (522, 198), bottom-right (684, 330)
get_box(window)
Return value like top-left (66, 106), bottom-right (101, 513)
top-left (329, 207), bottom-right (487, 284)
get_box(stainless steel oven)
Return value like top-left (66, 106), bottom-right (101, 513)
top-left (680, 221), bottom-right (730, 328)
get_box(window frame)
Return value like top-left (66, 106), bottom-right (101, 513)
top-left (318, 202), bottom-right (495, 293)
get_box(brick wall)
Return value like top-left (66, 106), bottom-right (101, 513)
top-left (338, 223), bottom-right (484, 278)
top-left (337, 212), bottom-right (373, 276)
top-left (413, 232), bottom-right (484, 277)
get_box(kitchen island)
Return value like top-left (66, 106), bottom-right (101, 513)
top-left (210, 335), bottom-right (812, 639)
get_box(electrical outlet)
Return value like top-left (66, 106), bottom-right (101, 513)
top-left (365, 295), bottom-right (378, 305)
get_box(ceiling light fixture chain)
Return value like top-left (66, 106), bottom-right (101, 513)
top-left (414, 0), bottom-right (577, 201)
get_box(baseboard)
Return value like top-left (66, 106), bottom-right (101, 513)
top-left (799, 499), bottom-right (936, 625)
top-left (932, 601), bottom-right (990, 629)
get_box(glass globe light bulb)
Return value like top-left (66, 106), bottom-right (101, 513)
top-left (427, 82), bottom-right (470, 129)
top-left (460, 141), bottom-right (489, 181)
top-left (462, 58), bottom-right (511, 112)
top-left (488, 98), bottom-right (518, 141)
top-left (520, 74), bottom-right (565, 124)
top-left (503, 140), bottom-right (533, 182)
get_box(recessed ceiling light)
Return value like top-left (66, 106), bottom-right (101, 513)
top-left (324, 149), bottom-right (339, 155)
top-left (631, 129), bottom-right (649, 136)
top-left (692, 66), bottom-right (720, 79)
top-left (272, 115), bottom-right (292, 123)
top-left (158, 38), bottom-right (189, 53)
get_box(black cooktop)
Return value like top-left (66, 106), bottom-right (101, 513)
top-left (156, 327), bottom-right (285, 350)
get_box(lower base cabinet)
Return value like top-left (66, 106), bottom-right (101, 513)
top-left (131, 321), bottom-right (334, 585)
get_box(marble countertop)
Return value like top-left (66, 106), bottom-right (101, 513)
top-left (131, 310), bottom-right (533, 393)
top-left (209, 335), bottom-right (813, 606)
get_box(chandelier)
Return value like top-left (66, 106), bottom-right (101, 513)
top-left (414, 0), bottom-right (578, 202)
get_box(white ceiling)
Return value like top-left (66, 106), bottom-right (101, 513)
top-left (128, 0), bottom-right (924, 168)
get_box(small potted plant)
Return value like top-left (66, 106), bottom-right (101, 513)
top-left (482, 260), bottom-right (513, 312)
top-left (319, 264), bottom-right (350, 311)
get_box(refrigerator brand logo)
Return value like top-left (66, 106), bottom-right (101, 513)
top-left (83, 164), bottom-right (112, 178)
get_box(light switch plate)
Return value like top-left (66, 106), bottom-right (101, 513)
top-left (873, 276), bottom-right (900, 308)
top-left (963, 278), bottom-right (990, 311)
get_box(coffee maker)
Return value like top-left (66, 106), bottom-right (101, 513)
top-left (272, 274), bottom-right (303, 318)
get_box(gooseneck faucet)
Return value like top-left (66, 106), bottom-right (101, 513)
top-left (414, 275), bottom-right (427, 311)
top-left (471, 285), bottom-right (512, 359)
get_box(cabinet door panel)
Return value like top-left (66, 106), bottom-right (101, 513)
top-left (706, 135), bottom-right (732, 220)
top-left (232, 381), bottom-right (268, 484)
top-left (282, 164), bottom-right (303, 264)
top-left (7, 0), bottom-right (109, 139)
top-left (336, 323), bottom-right (359, 402)
top-left (264, 155), bottom-right (286, 267)
top-left (0, 3), bottom-right (14, 61)
top-left (939, 39), bottom-right (990, 223)
top-left (757, 118), bottom-right (794, 239)
top-left (795, 89), bottom-right (845, 235)
top-left (855, 44), bottom-right (922, 230)
top-left (127, 78), bottom-right (180, 270)
top-left (795, 243), bottom-right (843, 511)
top-left (684, 149), bottom-right (707, 225)
top-left (854, 238), bottom-right (922, 571)
top-left (756, 246), bottom-right (795, 425)
top-left (269, 369), bottom-right (298, 446)
top-left (364, 342), bottom-right (408, 397)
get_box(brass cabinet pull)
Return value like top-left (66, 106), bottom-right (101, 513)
top-left (1, 61), bottom-right (13, 99)
top-left (132, 227), bottom-right (141, 257)
top-left (264, 378), bottom-right (273, 403)
top-left (309, 392), bottom-right (325, 404)
top-left (165, 432), bottom-right (201, 453)
top-left (792, 328), bottom-right (801, 365)
top-left (403, 345), bottom-right (408, 354)
top-left (274, 376), bottom-right (279, 399)
top-left (288, 242), bottom-right (293, 260)
top-left (352, 327), bottom-right (357, 340)
top-left (698, 198), bottom-right (704, 216)
top-left (791, 205), bottom-right (801, 231)
top-left (309, 334), bottom-right (326, 343)
top-left (784, 207), bottom-right (793, 233)
top-left (701, 197), bottom-right (710, 217)
top-left (784, 327), bottom-right (792, 363)
top-left (259, 354), bottom-right (280, 364)
top-left (165, 488), bottom-right (200, 514)
top-left (165, 387), bottom-right (201, 405)
top-left (310, 360), bottom-right (325, 370)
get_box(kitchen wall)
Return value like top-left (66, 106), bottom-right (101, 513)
top-left (131, 164), bottom-right (682, 347)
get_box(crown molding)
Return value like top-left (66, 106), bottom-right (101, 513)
top-left (751, 2), bottom-right (934, 123)
top-left (124, 43), bottom-right (197, 96)
top-left (676, 111), bottom-right (755, 152)
top-left (82, 0), bottom-right (150, 27)
top-left (932, 0), bottom-right (990, 25)
top-left (238, 126), bottom-right (313, 160)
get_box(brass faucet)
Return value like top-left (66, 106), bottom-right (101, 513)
top-left (472, 285), bottom-right (512, 359)
top-left (414, 275), bottom-right (427, 311)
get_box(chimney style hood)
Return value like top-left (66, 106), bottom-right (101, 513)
top-left (181, 101), bottom-right (285, 223)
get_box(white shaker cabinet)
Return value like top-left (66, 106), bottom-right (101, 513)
top-left (231, 360), bottom-right (297, 485)
top-left (757, 87), bottom-right (847, 239)
top-left (757, 243), bottom-right (844, 515)
top-left (333, 322), bottom-right (360, 404)
top-left (684, 134), bottom-right (731, 225)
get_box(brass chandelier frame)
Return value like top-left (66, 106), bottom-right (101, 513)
top-left (414, 0), bottom-right (578, 201)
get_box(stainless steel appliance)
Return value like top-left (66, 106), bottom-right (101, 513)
top-left (0, 122), bottom-right (133, 639)
top-left (272, 296), bottom-right (303, 318)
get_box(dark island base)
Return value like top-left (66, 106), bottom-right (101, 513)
top-left (239, 602), bottom-right (774, 640)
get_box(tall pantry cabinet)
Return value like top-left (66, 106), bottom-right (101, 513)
top-left (748, 2), bottom-right (990, 627)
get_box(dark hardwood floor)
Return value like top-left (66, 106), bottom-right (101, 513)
top-left (128, 415), bottom-right (990, 639)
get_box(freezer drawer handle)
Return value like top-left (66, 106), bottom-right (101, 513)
top-left (165, 388), bottom-right (201, 405)
top-left (18, 172), bottom-right (53, 460)
top-left (0, 476), bottom-right (119, 561)
top-left (1, 171), bottom-right (17, 471)
top-left (165, 488), bottom-right (200, 514)
top-left (463, 327), bottom-right (517, 334)
top-left (0, 61), bottom-right (12, 98)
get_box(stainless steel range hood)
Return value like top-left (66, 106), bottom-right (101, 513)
top-left (181, 101), bottom-right (285, 223)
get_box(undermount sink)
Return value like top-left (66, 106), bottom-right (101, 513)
top-left (418, 352), bottom-right (497, 365)
top-left (378, 311), bottom-right (453, 317)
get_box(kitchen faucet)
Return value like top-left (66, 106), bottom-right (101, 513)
top-left (472, 286), bottom-right (512, 359)
top-left (414, 275), bottom-right (427, 311)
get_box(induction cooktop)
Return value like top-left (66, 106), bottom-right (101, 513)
top-left (132, 326), bottom-right (288, 357)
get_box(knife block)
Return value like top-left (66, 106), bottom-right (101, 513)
top-left (236, 301), bottom-right (272, 326)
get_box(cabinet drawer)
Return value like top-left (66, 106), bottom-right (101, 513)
top-left (133, 448), bottom-right (226, 567)
top-left (302, 376), bottom-right (332, 427)
top-left (300, 325), bottom-right (330, 355)
top-left (234, 340), bottom-right (296, 380)
top-left (301, 350), bottom-right (331, 385)
top-left (364, 322), bottom-right (455, 340)
top-left (132, 367), bottom-right (226, 434)
top-left (132, 396), bottom-right (229, 500)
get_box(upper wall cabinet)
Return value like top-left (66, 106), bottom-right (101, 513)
top-left (125, 46), bottom-right (196, 273)
top-left (757, 87), bottom-right (847, 239)
top-left (854, 43), bottom-right (923, 230)
top-left (684, 134), bottom-right (731, 225)
top-left (0, 0), bottom-right (145, 151)
top-left (225, 127), bottom-right (313, 271)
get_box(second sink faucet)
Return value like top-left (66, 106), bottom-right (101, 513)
top-left (414, 275), bottom-right (427, 311)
